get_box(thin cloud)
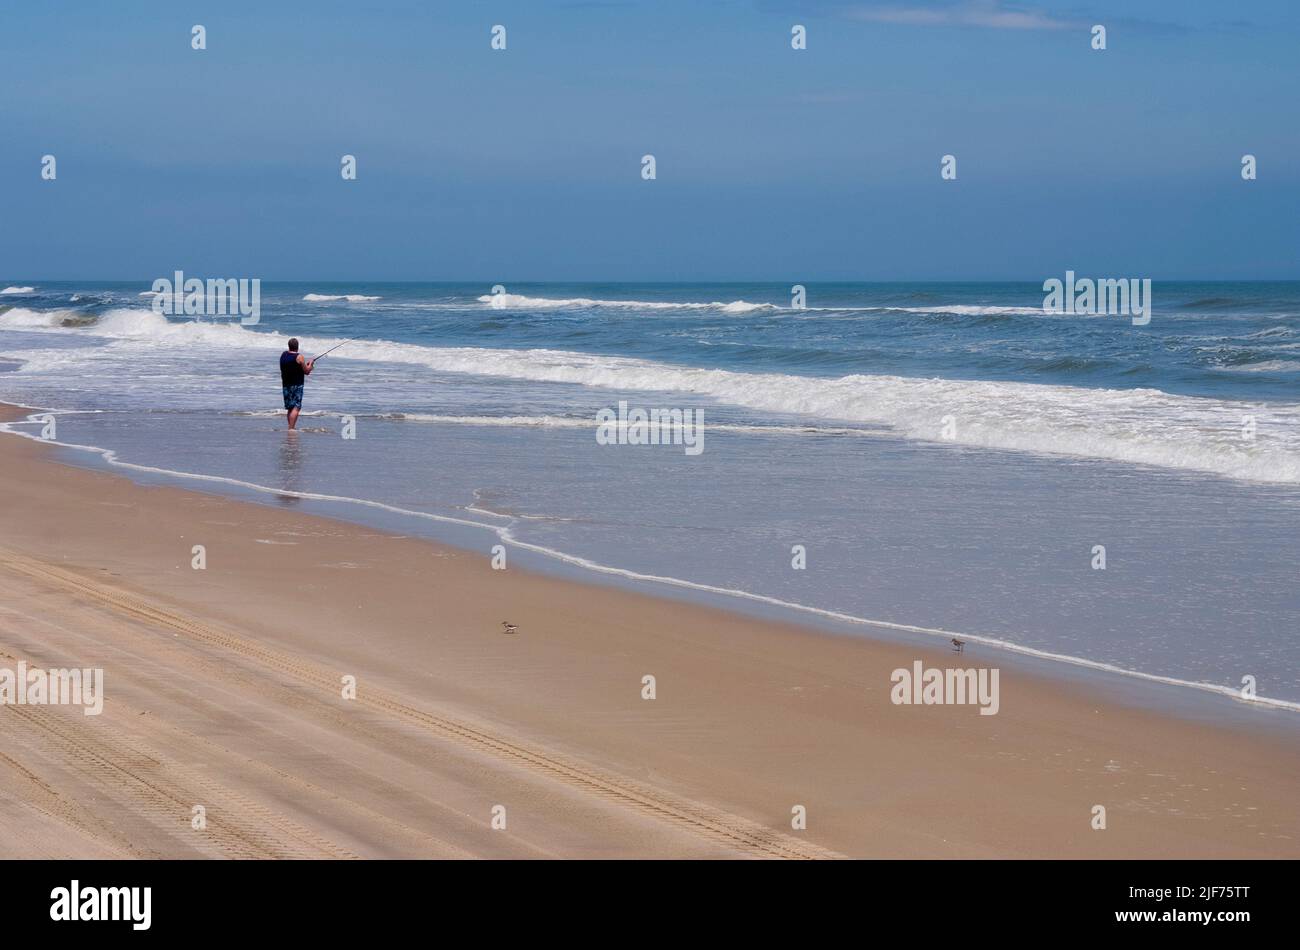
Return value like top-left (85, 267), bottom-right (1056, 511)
top-left (845, 1), bottom-right (1075, 30)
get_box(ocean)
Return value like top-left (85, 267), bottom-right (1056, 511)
top-left (2, 280), bottom-right (1298, 709)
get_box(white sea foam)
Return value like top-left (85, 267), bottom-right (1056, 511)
top-left (1217, 360), bottom-right (1300, 373)
top-left (1, 286), bottom-right (36, 295)
top-left (228, 409), bottom-right (877, 438)
top-left (471, 295), bottom-right (1076, 317)
top-left (889, 304), bottom-right (1047, 316)
top-left (393, 413), bottom-right (878, 437)
top-left (7, 313), bottom-right (1300, 484)
top-left (399, 413), bottom-right (589, 428)
top-left (288, 339), bottom-right (1300, 484)
top-left (0, 307), bottom-right (91, 328)
top-left (94, 308), bottom-right (266, 346)
top-left (476, 293), bottom-right (779, 313)
top-left (303, 293), bottom-right (383, 302)
top-left (1, 413), bottom-right (1295, 714)
top-left (0, 308), bottom-right (59, 328)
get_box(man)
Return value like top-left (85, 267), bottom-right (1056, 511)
top-left (280, 338), bottom-right (314, 429)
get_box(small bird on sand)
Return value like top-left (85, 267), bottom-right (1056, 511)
top-left (501, 622), bottom-right (518, 635)
top-left (951, 638), bottom-right (965, 654)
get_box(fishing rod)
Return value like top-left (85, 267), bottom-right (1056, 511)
top-left (311, 338), bottom-right (358, 362)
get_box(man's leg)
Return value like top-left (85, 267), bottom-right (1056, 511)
top-left (287, 407), bottom-right (299, 429)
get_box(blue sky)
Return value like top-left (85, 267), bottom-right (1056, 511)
top-left (2, 0), bottom-right (1297, 280)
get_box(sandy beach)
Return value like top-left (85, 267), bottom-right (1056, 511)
top-left (0, 404), bottom-right (1296, 859)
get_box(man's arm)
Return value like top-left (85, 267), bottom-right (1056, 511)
top-left (297, 354), bottom-right (314, 375)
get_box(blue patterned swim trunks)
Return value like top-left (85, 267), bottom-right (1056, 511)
top-left (283, 384), bottom-right (304, 410)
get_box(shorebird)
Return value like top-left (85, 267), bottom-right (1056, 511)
top-left (501, 622), bottom-right (518, 635)
top-left (951, 638), bottom-right (965, 654)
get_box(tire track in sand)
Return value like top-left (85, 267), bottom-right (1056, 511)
top-left (0, 702), bottom-right (358, 859)
top-left (0, 599), bottom-right (489, 858)
top-left (0, 549), bottom-right (843, 859)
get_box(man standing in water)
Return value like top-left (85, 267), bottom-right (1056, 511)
top-left (280, 338), bottom-right (314, 430)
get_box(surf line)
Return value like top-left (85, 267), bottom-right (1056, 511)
top-left (1, 414), bottom-right (1297, 714)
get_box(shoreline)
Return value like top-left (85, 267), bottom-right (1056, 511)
top-left (0, 402), bottom-right (1297, 857)
top-left (3, 401), bottom-right (1298, 721)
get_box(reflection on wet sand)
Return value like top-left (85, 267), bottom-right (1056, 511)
top-left (277, 429), bottom-right (303, 504)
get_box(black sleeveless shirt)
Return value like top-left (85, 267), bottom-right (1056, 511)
top-left (280, 351), bottom-right (305, 386)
